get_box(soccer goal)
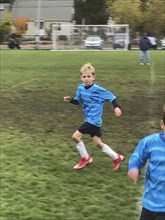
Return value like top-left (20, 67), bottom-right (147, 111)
top-left (52, 24), bottom-right (129, 50)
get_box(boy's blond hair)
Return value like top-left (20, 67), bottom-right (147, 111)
top-left (80, 63), bottom-right (95, 75)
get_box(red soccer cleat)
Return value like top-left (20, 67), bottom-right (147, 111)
top-left (113, 154), bottom-right (124, 171)
top-left (74, 156), bottom-right (93, 169)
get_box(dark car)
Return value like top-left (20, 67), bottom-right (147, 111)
top-left (113, 33), bottom-right (131, 50)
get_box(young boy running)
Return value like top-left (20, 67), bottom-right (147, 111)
top-left (64, 63), bottom-right (124, 170)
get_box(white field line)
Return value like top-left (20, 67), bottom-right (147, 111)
top-left (156, 75), bottom-right (164, 78)
top-left (1, 78), bottom-right (36, 93)
top-left (148, 63), bottom-right (156, 126)
top-left (136, 64), bottom-right (156, 217)
top-left (150, 62), bottom-right (156, 84)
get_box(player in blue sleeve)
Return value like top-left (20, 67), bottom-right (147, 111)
top-left (64, 63), bottom-right (124, 170)
top-left (128, 110), bottom-right (165, 220)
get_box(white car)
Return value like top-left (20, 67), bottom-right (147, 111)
top-left (84, 36), bottom-right (103, 49)
top-left (160, 37), bottom-right (165, 49)
top-left (148, 36), bottom-right (157, 49)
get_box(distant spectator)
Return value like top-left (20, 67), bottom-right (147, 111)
top-left (139, 33), bottom-right (152, 65)
top-left (8, 33), bottom-right (21, 49)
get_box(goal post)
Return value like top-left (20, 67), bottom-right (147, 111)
top-left (52, 24), bottom-right (129, 51)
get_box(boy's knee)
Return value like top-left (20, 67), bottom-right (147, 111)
top-left (72, 134), bottom-right (79, 143)
top-left (92, 137), bottom-right (104, 149)
top-left (96, 143), bottom-right (103, 149)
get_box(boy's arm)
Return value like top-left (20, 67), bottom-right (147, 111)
top-left (70, 98), bottom-right (79, 105)
top-left (64, 96), bottom-right (79, 105)
top-left (64, 96), bottom-right (72, 102)
top-left (128, 138), bottom-right (148, 183)
top-left (99, 88), bottom-right (122, 116)
top-left (64, 85), bottom-right (80, 104)
top-left (112, 99), bottom-right (122, 117)
top-left (114, 107), bottom-right (122, 117)
top-left (128, 168), bottom-right (139, 183)
top-left (64, 85), bottom-right (81, 105)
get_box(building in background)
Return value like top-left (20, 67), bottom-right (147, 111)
top-left (11, 0), bottom-right (74, 36)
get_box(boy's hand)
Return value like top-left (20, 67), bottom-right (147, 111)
top-left (64, 96), bottom-right (71, 102)
top-left (128, 168), bottom-right (139, 183)
top-left (114, 107), bottom-right (122, 117)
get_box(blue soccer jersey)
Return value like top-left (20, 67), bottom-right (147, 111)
top-left (128, 132), bottom-right (165, 212)
top-left (74, 83), bottom-right (116, 127)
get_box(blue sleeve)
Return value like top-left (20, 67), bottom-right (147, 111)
top-left (99, 87), bottom-right (116, 102)
top-left (128, 137), bottom-right (149, 171)
top-left (74, 85), bottom-right (82, 104)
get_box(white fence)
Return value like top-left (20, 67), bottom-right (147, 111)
top-left (1, 24), bottom-right (131, 50)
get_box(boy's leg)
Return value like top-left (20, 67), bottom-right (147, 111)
top-left (92, 136), bottom-right (124, 170)
top-left (92, 136), bottom-right (118, 159)
top-left (73, 130), bottom-right (89, 159)
top-left (72, 130), bottom-right (92, 169)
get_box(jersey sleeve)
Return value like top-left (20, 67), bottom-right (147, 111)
top-left (73, 84), bottom-right (82, 104)
top-left (128, 137), bottom-right (149, 171)
top-left (99, 87), bottom-right (116, 102)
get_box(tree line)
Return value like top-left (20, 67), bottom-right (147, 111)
top-left (74, 0), bottom-right (165, 37)
top-left (0, 0), bottom-right (164, 42)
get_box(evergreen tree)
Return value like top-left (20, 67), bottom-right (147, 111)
top-left (0, 0), bottom-right (10, 2)
top-left (74, 0), bottom-right (109, 25)
top-left (139, 0), bottom-right (150, 12)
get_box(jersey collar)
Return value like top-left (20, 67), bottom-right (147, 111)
top-left (84, 83), bottom-right (94, 90)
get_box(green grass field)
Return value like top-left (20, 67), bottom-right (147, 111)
top-left (1, 50), bottom-right (164, 220)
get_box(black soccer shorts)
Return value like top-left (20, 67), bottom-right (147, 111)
top-left (140, 207), bottom-right (165, 220)
top-left (78, 122), bottom-right (102, 137)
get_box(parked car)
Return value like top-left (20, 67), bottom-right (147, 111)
top-left (113, 33), bottom-right (131, 50)
top-left (84, 36), bottom-right (103, 49)
top-left (160, 37), bottom-right (165, 49)
top-left (148, 36), bottom-right (157, 49)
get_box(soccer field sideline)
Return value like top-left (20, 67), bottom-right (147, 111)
top-left (148, 62), bottom-right (157, 126)
top-left (133, 62), bottom-right (157, 218)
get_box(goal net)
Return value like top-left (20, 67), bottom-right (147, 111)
top-left (52, 24), bottom-right (129, 50)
